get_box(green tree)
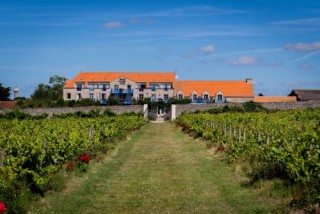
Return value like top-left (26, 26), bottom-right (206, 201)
top-left (0, 83), bottom-right (11, 101)
top-left (31, 83), bottom-right (53, 100)
top-left (49, 75), bottom-right (67, 85)
top-left (49, 75), bottom-right (66, 101)
top-left (31, 75), bottom-right (67, 101)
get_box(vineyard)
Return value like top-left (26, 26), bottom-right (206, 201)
top-left (0, 113), bottom-right (145, 213)
top-left (176, 108), bottom-right (320, 206)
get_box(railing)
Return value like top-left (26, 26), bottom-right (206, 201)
top-left (111, 88), bottom-right (133, 94)
top-left (213, 98), bottom-right (227, 103)
top-left (191, 98), bottom-right (210, 103)
top-left (120, 99), bottom-right (132, 105)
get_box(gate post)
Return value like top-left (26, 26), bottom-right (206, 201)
top-left (171, 104), bottom-right (176, 121)
top-left (143, 104), bottom-right (148, 121)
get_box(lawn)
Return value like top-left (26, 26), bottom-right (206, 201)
top-left (29, 122), bottom-right (290, 213)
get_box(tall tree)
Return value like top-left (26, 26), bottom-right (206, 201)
top-left (49, 75), bottom-right (67, 86)
top-left (31, 83), bottom-right (53, 100)
top-left (0, 83), bottom-right (11, 101)
top-left (31, 75), bottom-right (67, 101)
top-left (49, 75), bottom-right (67, 101)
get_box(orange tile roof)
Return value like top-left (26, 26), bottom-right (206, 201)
top-left (0, 101), bottom-right (17, 109)
top-left (175, 80), bottom-right (254, 97)
top-left (254, 96), bottom-right (297, 103)
top-left (64, 72), bottom-right (176, 88)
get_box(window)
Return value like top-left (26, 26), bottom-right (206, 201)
top-left (151, 94), bottom-right (156, 100)
top-left (88, 84), bottom-right (94, 91)
top-left (192, 94), bottom-right (197, 100)
top-left (101, 94), bottom-right (106, 100)
top-left (114, 85), bottom-right (119, 90)
top-left (218, 94), bottom-right (223, 101)
top-left (67, 93), bottom-right (71, 99)
top-left (76, 84), bottom-right (82, 91)
top-left (178, 94), bottom-right (183, 99)
top-left (77, 93), bottom-right (82, 100)
top-left (89, 94), bottom-right (94, 99)
top-left (164, 94), bottom-right (169, 99)
top-left (102, 84), bottom-right (107, 91)
top-left (203, 94), bottom-right (208, 100)
top-left (139, 94), bottom-right (144, 100)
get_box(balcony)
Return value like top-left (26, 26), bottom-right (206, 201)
top-left (111, 88), bottom-right (133, 94)
top-left (214, 98), bottom-right (227, 103)
top-left (120, 99), bottom-right (132, 105)
top-left (191, 98), bottom-right (210, 104)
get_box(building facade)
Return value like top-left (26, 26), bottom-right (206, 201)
top-left (63, 72), bottom-right (254, 103)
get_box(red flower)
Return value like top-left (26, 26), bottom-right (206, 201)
top-left (216, 146), bottom-right (225, 152)
top-left (67, 161), bottom-right (75, 171)
top-left (0, 202), bottom-right (6, 213)
top-left (78, 154), bottom-right (90, 164)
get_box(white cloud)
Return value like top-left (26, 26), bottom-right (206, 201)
top-left (273, 18), bottom-right (320, 25)
top-left (286, 50), bottom-right (320, 64)
top-left (200, 44), bottom-right (215, 53)
top-left (282, 81), bottom-right (320, 86)
top-left (183, 44), bottom-right (215, 58)
top-left (228, 56), bottom-right (259, 66)
top-left (300, 63), bottom-right (313, 70)
top-left (284, 41), bottom-right (320, 51)
top-left (104, 21), bottom-right (124, 29)
top-left (129, 18), bottom-right (154, 25)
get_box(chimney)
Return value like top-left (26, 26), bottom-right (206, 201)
top-left (246, 78), bottom-right (252, 84)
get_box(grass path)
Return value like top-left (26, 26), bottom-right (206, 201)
top-left (30, 122), bottom-right (289, 213)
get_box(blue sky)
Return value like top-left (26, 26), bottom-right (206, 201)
top-left (1, 0), bottom-right (320, 98)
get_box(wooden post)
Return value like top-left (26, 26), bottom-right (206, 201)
top-left (229, 126), bottom-right (232, 138)
top-left (291, 139), bottom-right (294, 146)
top-left (224, 125), bottom-right (226, 134)
top-left (258, 131), bottom-right (261, 141)
top-left (0, 149), bottom-right (4, 167)
top-left (43, 138), bottom-right (47, 155)
top-left (233, 128), bottom-right (236, 138)
top-left (238, 128), bottom-right (241, 142)
top-left (243, 128), bottom-right (246, 142)
top-left (266, 134), bottom-right (269, 145)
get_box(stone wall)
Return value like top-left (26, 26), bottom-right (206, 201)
top-left (260, 100), bottom-right (320, 110)
top-left (0, 105), bottom-right (143, 118)
top-left (1, 101), bottom-right (320, 119)
top-left (176, 101), bottom-right (320, 117)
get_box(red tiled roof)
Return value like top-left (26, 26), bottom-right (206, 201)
top-left (175, 80), bottom-right (254, 97)
top-left (0, 101), bottom-right (17, 109)
top-left (254, 96), bottom-right (297, 103)
top-left (64, 72), bottom-right (176, 88)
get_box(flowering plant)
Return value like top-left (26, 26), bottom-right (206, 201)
top-left (0, 202), bottom-right (6, 213)
top-left (66, 154), bottom-right (91, 172)
top-left (67, 161), bottom-right (75, 171)
top-left (216, 145), bottom-right (225, 152)
top-left (78, 154), bottom-right (90, 164)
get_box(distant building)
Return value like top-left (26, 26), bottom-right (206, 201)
top-left (254, 96), bottom-right (297, 103)
top-left (13, 85), bottom-right (19, 99)
top-left (289, 89), bottom-right (320, 101)
top-left (63, 72), bottom-right (254, 104)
